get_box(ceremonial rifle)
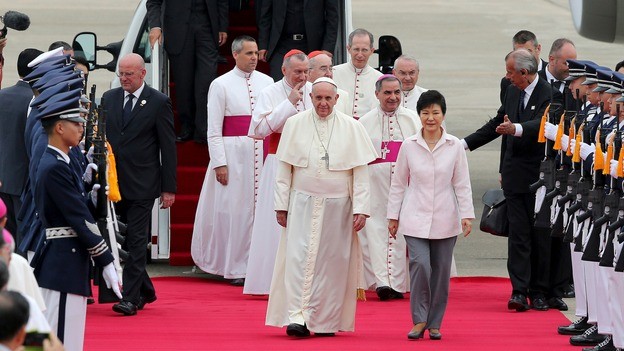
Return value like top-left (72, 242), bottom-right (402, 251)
top-left (84, 85), bottom-right (97, 153)
top-left (600, 104), bottom-right (622, 267)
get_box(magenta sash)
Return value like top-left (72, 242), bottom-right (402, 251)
top-left (369, 140), bottom-right (402, 165)
top-left (222, 115), bottom-right (252, 137)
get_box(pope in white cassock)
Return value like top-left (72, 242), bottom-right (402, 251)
top-left (265, 77), bottom-right (377, 337)
top-left (392, 55), bottom-right (428, 111)
top-left (243, 50), bottom-right (313, 295)
top-left (333, 28), bottom-right (383, 119)
top-left (191, 36), bottom-right (273, 284)
top-left (359, 75), bottom-right (421, 300)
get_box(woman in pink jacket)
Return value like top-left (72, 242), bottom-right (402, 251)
top-left (387, 90), bottom-right (475, 341)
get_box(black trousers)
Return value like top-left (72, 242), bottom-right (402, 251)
top-left (168, 21), bottom-right (218, 139)
top-left (115, 198), bottom-right (156, 305)
top-left (505, 192), bottom-right (551, 298)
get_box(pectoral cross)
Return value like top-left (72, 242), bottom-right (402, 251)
top-left (380, 146), bottom-right (390, 160)
top-left (321, 152), bottom-right (329, 169)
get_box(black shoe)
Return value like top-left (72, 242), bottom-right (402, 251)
top-left (176, 130), bottom-right (193, 143)
top-left (563, 283), bottom-right (575, 298)
top-left (376, 286), bottom-right (393, 301)
top-left (137, 295), bottom-right (157, 310)
top-left (87, 296), bottom-right (95, 305)
top-left (390, 289), bottom-right (404, 299)
top-left (570, 325), bottom-right (606, 346)
top-left (230, 278), bottom-right (245, 286)
top-left (558, 316), bottom-right (591, 335)
top-left (547, 297), bottom-right (568, 311)
top-left (286, 323), bottom-right (310, 337)
top-left (582, 335), bottom-right (615, 351)
top-left (530, 296), bottom-right (549, 311)
top-left (112, 300), bottom-right (138, 316)
top-left (507, 293), bottom-right (530, 312)
top-left (314, 333), bottom-right (335, 337)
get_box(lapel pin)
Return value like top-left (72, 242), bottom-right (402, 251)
top-left (140, 99), bottom-right (147, 106)
top-left (530, 106), bottom-right (535, 111)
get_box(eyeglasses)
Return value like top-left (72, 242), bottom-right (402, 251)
top-left (116, 71), bottom-right (136, 78)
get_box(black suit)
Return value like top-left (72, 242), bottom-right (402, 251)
top-left (0, 80), bottom-right (34, 239)
top-left (258, 0), bottom-right (339, 80)
top-left (146, 0), bottom-right (229, 140)
top-left (465, 77), bottom-right (563, 298)
top-left (103, 84), bottom-right (177, 305)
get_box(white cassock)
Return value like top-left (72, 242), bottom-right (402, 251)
top-left (358, 106), bottom-right (421, 291)
top-left (266, 108), bottom-right (377, 333)
top-left (333, 63), bottom-right (383, 119)
top-left (401, 86), bottom-right (428, 111)
top-left (191, 67), bottom-right (273, 278)
top-left (8, 252), bottom-right (46, 311)
top-left (335, 87), bottom-right (350, 115)
top-left (243, 79), bottom-right (313, 294)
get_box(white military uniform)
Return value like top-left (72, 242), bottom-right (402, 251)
top-left (243, 79), bottom-right (313, 294)
top-left (359, 106), bottom-right (421, 291)
top-left (266, 108), bottom-right (377, 333)
top-left (333, 63), bottom-right (382, 119)
top-left (401, 85), bottom-right (428, 111)
top-left (191, 67), bottom-right (273, 278)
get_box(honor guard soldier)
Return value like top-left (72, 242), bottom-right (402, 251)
top-left (33, 94), bottom-right (121, 351)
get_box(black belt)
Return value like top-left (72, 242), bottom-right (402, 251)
top-left (288, 34), bottom-right (304, 41)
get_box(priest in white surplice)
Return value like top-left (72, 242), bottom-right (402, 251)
top-left (266, 78), bottom-right (377, 337)
top-left (307, 51), bottom-right (350, 115)
top-left (191, 36), bottom-right (273, 284)
top-left (243, 50), bottom-right (313, 295)
top-left (333, 28), bottom-right (383, 119)
top-left (392, 55), bottom-right (428, 111)
top-left (359, 75), bottom-right (421, 300)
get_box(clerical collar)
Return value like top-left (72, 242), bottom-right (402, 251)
top-left (381, 108), bottom-right (397, 117)
top-left (47, 145), bottom-right (70, 163)
top-left (233, 66), bottom-right (253, 79)
top-left (350, 63), bottom-right (368, 74)
top-left (313, 109), bottom-right (335, 121)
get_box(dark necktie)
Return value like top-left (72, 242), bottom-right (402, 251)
top-left (519, 90), bottom-right (526, 114)
top-left (122, 94), bottom-right (134, 125)
top-left (553, 80), bottom-right (563, 92)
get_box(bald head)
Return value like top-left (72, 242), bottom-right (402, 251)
top-left (308, 53), bottom-right (333, 82)
top-left (118, 53), bottom-right (146, 93)
top-left (392, 55), bottom-right (420, 91)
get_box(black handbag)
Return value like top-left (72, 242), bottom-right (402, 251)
top-left (479, 189), bottom-right (509, 237)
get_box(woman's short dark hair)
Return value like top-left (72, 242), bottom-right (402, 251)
top-left (416, 90), bottom-right (446, 115)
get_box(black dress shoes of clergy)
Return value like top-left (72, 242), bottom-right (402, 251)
top-left (112, 300), bottom-right (138, 316)
top-left (230, 278), bottom-right (245, 286)
top-left (137, 295), bottom-right (157, 310)
top-left (286, 323), bottom-right (310, 337)
top-left (570, 325), bottom-right (606, 346)
top-left (376, 286), bottom-right (404, 301)
top-left (547, 297), bottom-right (568, 311)
top-left (558, 316), bottom-right (591, 335)
top-left (176, 128), bottom-right (193, 143)
top-left (582, 335), bottom-right (616, 351)
top-left (507, 293), bottom-right (530, 312)
top-left (530, 295), bottom-right (549, 311)
top-left (314, 333), bottom-right (335, 337)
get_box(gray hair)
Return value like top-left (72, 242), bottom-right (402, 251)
top-left (548, 38), bottom-right (575, 57)
top-left (393, 55), bottom-right (420, 70)
top-left (348, 28), bottom-right (374, 48)
top-left (506, 49), bottom-right (538, 75)
top-left (231, 35), bottom-right (256, 53)
top-left (283, 53), bottom-right (308, 68)
top-left (375, 75), bottom-right (402, 92)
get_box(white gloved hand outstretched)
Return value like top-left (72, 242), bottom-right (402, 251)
top-left (90, 184), bottom-right (101, 206)
top-left (580, 142), bottom-right (595, 160)
top-left (102, 263), bottom-right (123, 299)
top-left (86, 146), bottom-right (95, 164)
top-left (544, 122), bottom-right (557, 141)
top-left (82, 163), bottom-right (98, 184)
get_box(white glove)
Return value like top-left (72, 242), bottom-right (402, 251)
top-left (611, 159), bottom-right (619, 178)
top-left (102, 263), bottom-right (123, 299)
top-left (560, 134), bottom-right (570, 152)
top-left (82, 163), bottom-right (98, 184)
top-left (90, 183), bottom-right (101, 206)
top-left (534, 185), bottom-right (546, 214)
top-left (580, 142), bottom-right (595, 161)
top-left (569, 138), bottom-right (576, 154)
top-left (544, 122), bottom-right (557, 141)
top-left (86, 146), bottom-right (95, 164)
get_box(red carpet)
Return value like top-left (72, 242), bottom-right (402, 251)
top-left (85, 277), bottom-right (574, 351)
